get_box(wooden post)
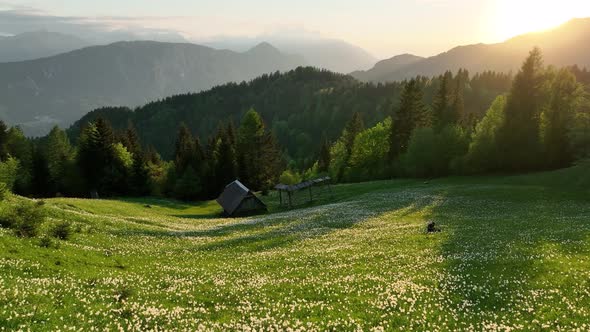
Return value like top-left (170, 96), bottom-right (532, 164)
top-left (279, 190), bottom-right (282, 206)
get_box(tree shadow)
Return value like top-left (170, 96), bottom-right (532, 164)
top-left (116, 185), bottom-right (441, 253)
top-left (427, 182), bottom-right (590, 325)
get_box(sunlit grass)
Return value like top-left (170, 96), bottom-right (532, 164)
top-left (1, 168), bottom-right (590, 330)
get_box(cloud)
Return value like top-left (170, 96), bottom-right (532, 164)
top-left (0, 5), bottom-right (188, 43)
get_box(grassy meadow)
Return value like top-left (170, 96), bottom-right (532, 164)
top-left (1, 166), bottom-right (590, 331)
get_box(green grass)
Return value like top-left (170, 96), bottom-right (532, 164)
top-left (1, 167), bottom-right (590, 330)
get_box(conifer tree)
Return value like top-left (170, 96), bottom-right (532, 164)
top-left (433, 71), bottom-right (453, 129)
top-left (237, 109), bottom-right (283, 191)
top-left (317, 137), bottom-right (331, 172)
top-left (389, 79), bottom-right (428, 162)
top-left (45, 126), bottom-right (74, 194)
top-left (499, 48), bottom-right (545, 171)
top-left (174, 124), bottom-right (195, 175)
top-left (215, 125), bottom-right (238, 190)
top-left (542, 68), bottom-right (582, 169)
top-left (77, 117), bottom-right (116, 196)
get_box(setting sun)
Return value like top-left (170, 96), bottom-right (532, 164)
top-left (491, 0), bottom-right (590, 40)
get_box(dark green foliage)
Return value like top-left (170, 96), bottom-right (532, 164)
top-left (0, 120), bottom-right (8, 160)
top-left (50, 221), bottom-right (72, 240)
top-left (0, 200), bottom-right (45, 237)
top-left (541, 68), bottom-right (582, 169)
top-left (69, 67), bottom-right (510, 168)
top-left (173, 166), bottom-right (202, 201)
top-left (317, 137), bottom-right (331, 172)
top-left (389, 79), bottom-right (429, 162)
top-left (237, 109), bottom-right (284, 191)
top-left (433, 71), bottom-right (454, 129)
top-left (498, 48), bottom-right (546, 171)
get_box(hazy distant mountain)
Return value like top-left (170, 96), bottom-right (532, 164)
top-left (0, 31), bottom-right (89, 63)
top-left (0, 41), bottom-right (305, 136)
top-left (350, 54), bottom-right (424, 82)
top-left (204, 36), bottom-right (376, 73)
top-left (353, 18), bottom-right (590, 82)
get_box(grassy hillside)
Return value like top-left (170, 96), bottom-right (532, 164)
top-left (1, 168), bottom-right (590, 330)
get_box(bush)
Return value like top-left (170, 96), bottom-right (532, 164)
top-left (50, 221), bottom-right (72, 240)
top-left (0, 182), bottom-right (9, 201)
top-left (39, 236), bottom-right (59, 249)
top-left (401, 125), bottom-right (469, 178)
top-left (0, 200), bottom-right (46, 237)
top-left (279, 169), bottom-right (302, 185)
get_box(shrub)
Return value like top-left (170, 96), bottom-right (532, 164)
top-left (50, 221), bottom-right (72, 240)
top-left (0, 182), bottom-right (9, 201)
top-left (279, 169), bottom-right (302, 185)
top-left (0, 201), bottom-right (46, 237)
top-left (39, 236), bottom-right (58, 248)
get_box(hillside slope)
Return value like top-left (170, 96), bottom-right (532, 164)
top-left (0, 41), bottom-right (305, 136)
top-left (1, 169), bottom-right (590, 330)
top-left (353, 18), bottom-right (590, 82)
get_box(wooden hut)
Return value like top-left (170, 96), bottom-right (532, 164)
top-left (216, 180), bottom-right (267, 217)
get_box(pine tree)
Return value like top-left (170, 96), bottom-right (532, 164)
top-left (45, 126), bottom-right (74, 194)
top-left (237, 109), bottom-right (283, 191)
top-left (77, 118), bottom-right (116, 196)
top-left (0, 120), bottom-right (8, 160)
top-left (336, 112), bottom-right (364, 181)
top-left (174, 124), bottom-right (195, 175)
top-left (499, 48), bottom-right (545, 171)
top-left (317, 137), bottom-right (331, 172)
top-left (542, 68), bottom-right (582, 169)
top-left (452, 72), bottom-right (466, 126)
top-left (389, 79), bottom-right (428, 162)
top-left (433, 71), bottom-right (453, 129)
top-left (124, 124), bottom-right (150, 195)
top-left (215, 125), bottom-right (238, 191)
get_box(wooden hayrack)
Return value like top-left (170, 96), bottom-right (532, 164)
top-left (274, 176), bottom-right (333, 208)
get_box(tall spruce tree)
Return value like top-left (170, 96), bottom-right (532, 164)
top-left (174, 124), bottom-right (196, 175)
top-left (433, 71), bottom-right (453, 129)
top-left (336, 112), bottom-right (364, 181)
top-left (542, 68), bottom-right (582, 169)
top-left (237, 109), bottom-right (283, 191)
top-left (124, 124), bottom-right (150, 195)
top-left (77, 118), bottom-right (115, 196)
top-left (215, 125), bottom-right (238, 192)
top-left (0, 120), bottom-right (7, 160)
top-left (317, 136), bottom-right (331, 172)
top-left (45, 126), bottom-right (74, 194)
top-left (499, 48), bottom-right (545, 171)
top-left (389, 79), bottom-right (428, 162)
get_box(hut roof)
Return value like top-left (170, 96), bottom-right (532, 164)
top-left (217, 180), bottom-right (265, 216)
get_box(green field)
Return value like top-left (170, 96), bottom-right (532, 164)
top-left (1, 167), bottom-right (590, 331)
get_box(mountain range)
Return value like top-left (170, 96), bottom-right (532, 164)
top-left (203, 35), bottom-right (377, 73)
top-left (0, 31), bottom-right (90, 63)
top-left (2, 18), bottom-right (590, 136)
top-left (352, 18), bottom-right (590, 82)
top-left (0, 41), bottom-right (305, 136)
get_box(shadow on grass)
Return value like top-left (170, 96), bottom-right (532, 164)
top-left (427, 182), bottom-right (590, 321)
top-left (117, 182), bottom-right (439, 253)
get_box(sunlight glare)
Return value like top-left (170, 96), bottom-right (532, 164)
top-left (491, 0), bottom-right (590, 41)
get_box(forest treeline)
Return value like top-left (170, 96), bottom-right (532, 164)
top-left (0, 49), bottom-right (589, 200)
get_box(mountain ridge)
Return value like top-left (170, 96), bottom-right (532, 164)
top-left (0, 40), bottom-right (306, 136)
top-left (352, 18), bottom-right (590, 82)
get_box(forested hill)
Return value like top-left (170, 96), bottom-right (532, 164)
top-left (353, 18), bottom-right (590, 82)
top-left (69, 67), bottom-right (513, 167)
top-left (0, 40), bottom-right (305, 136)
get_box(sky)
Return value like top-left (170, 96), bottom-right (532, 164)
top-left (1, 0), bottom-right (590, 58)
